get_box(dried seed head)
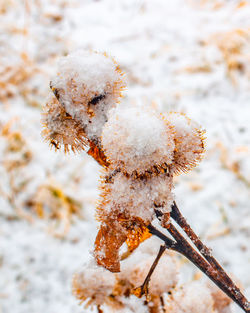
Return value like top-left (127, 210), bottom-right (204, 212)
top-left (72, 259), bottom-right (116, 307)
top-left (124, 253), bottom-right (178, 297)
top-left (42, 96), bottom-right (88, 153)
top-left (50, 50), bottom-right (125, 142)
top-left (164, 281), bottom-right (217, 313)
top-left (167, 112), bottom-right (205, 174)
top-left (101, 104), bottom-right (175, 175)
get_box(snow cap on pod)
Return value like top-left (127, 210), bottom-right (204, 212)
top-left (101, 104), bottom-right (175, 174)
top-left (42, 50), bottom-right (125, 152)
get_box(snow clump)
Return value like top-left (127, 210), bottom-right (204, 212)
top-left (102, 104), bottom-right (175, 174)
top-left (48, 50), bottom-right (125, 143)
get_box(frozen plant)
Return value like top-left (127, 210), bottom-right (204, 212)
top-left (42, 50), bottom-right (250, 312)
top-left (95, 105), bottom-right (204, 272)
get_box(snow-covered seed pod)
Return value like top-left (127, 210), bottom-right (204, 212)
top-left (72, 259), bottom-right (116, 307)
top-left (94, 167), bottom-right (174, 272)
top-left (95, 105), bottom-right (178, 272)
top-left (207, 282), bottom-right (232, 313)
top-left (97, 170), bottom-right (174, 224)
top-left (166, 112), bottom-right (205, 174)
top-left (164, 281), bottom-right (217, 313)
top-left (50, 50), bottom-right (125, 142)
top-left (121, 253), bottom-right (178, 297)
top-left (42, 50), bottom-right (125, 153)
top-left (101, 104), bottom-right (175, 175)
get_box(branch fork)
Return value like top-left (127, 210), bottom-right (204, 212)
top-left (136, 202), bottom-right (250, 312)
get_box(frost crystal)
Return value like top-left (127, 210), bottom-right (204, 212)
top-left (98, 171), bottom-right (174, 222)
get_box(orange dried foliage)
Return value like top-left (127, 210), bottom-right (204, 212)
top-left (87, 141), bottom-right (110, 168)
top-left (126, 224), bottom-right (151, 253)
top-left (94, 209), bottom-right (153, 272)
top-left (0, 121), bottom-right (33, 220)
top-left (94, 220), bottom-right (127, 272)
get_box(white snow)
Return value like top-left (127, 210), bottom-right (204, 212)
top-left (53, 51), bottom-right (119, 96)
top-left (99, 171), bottom-right (174, 222)
top-left (102, 104), bottom-right (175, 174)
top-left (73, 258), bottom-right (116, 306)
top-left (51, 50), bottom-right (125, 141)
top-left (1, 1), bottom-right (250, 313)
top-left (165, 281), bottom-right (216, 313)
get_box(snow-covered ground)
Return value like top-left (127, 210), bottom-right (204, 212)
top-left (0, 0), bottom-right (250, 312)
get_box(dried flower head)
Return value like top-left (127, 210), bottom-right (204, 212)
top-left (42, 50), bottom-right (125, 154)
top-left (167, 112), bottom-right (205, 175)
top-left (42, 50), bottom-right (205, 276)
top-left (42, 96), bottom-right (88, 153)
top-left (94, 107), bottom-right (205, 272)
top-left (101, 104), bottom-right (175, 175)
top-left (164, 280), bottom-right (232, 313)
top-left (72, 259), bottom-right (116, 307)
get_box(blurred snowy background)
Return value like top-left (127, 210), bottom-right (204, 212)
top-left (0, 0), bottom-right (250, 312)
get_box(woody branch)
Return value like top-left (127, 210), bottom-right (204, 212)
top-left (144, 202), bottom-right (250, 313)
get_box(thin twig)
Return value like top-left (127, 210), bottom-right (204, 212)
top-left (137, 245), bottom-right (167, 298)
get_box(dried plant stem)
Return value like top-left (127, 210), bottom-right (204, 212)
top-left (97, 305), bottom-right (104, 313)
top-left (146, 205), bottom-right (250, 313)
top-left (170, 201), bottom-right (249, 310)
top-left (138, 245), bottom-right (167, 298)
